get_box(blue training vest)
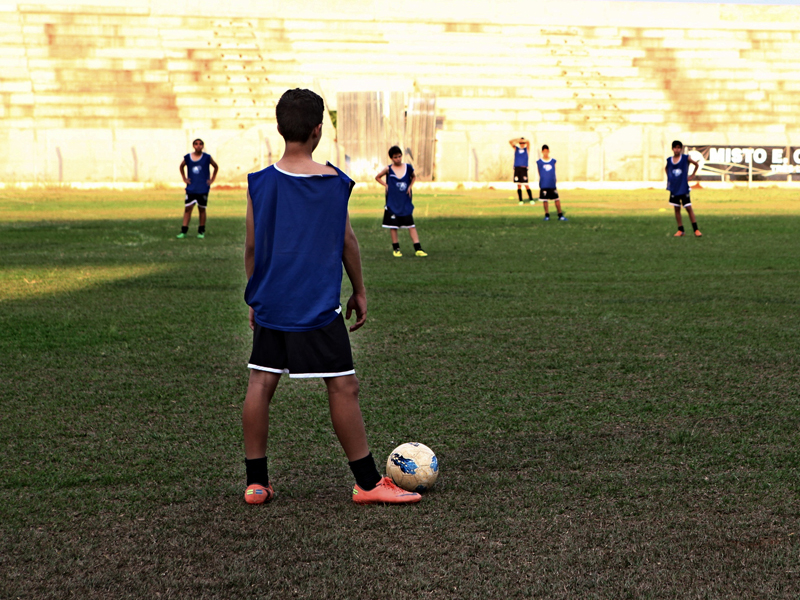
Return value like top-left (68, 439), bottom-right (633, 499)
top-left (514, 146), bottom-right (529, 168)
top-left (185, 153), bottom-right (212, 194)
top-left (536, 158), bottom-right (557, 189)
top-left (244, 164), bottom-right (355, 332)
top-left (385, 163), bottom-right (415, 216)
top-left (666, 154), bottom-right (690, 195)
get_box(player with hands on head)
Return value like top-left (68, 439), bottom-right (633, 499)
top-left (509, 137), bottom-right (534, 205)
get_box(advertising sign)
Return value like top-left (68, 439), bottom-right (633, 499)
top-left (686, 146), bottom-right (800, 181)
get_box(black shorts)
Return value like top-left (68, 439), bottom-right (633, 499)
top-left (382, 208), bottom-right (415, 229)
top-left (185, 193), bottom-right (208, 208)
top-left (669, 193), bottom-right (691, 207)
top-left (539, 188), bottom-right (559, 200)
top-left (248, 313), bottom-right (355, 378)
top-left (513, 167), bottom-right (529, 183)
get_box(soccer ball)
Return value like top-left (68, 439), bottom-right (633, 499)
top-left (386, 442), bottom-right (439, 493)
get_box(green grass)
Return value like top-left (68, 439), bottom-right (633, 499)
top-left (1, 188), bottom-right (799, 599)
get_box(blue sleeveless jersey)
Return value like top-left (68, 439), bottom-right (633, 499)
top-left (244, 164), bottom-right (355, 332)
top-left (666, 154), bottom-right (690, 195)
top-left (185, 153), bottom-right (212, 194)
top-left (513, 147), bottom-right (529, 168)
top-left (385, 163), bottom-right (415, 216)
top-left (536, 158), bottom-right (557, 189)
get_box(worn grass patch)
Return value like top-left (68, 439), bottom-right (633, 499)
top-left (1, 188), bottom-right (799, 598)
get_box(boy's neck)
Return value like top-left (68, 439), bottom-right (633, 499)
top-left (191, 151), bottom-right (203, 159)
top-left (276, 139), bottom-right (335, 175)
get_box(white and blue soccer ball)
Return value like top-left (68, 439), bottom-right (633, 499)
top-left (386, 442), bottom-right (439, 492)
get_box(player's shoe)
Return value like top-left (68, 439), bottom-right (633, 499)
top-left (415, 250), bottom-right (428, 257)
top-left (176, 232), bottom-right (187, 239)
top-left (674, 230), bottom-right (685, 237)
top-left (392, 249), bottom-right (402, 258)
top-left (543, 215), bottom-right (550, 221)
top-left (352, 476), bottom-right (421, 505)
top-left (196, 232), bottom-right (205, 239)
top-left (558, 215), bottom-right (568, 221)
top-left (244, 483), bottom-right (274, 505)
top-left (529, 200), bottom-right (536, 205)
top-left (518, 200), bottom-right (524, 205)
top-left (694, 230), bottom-right (702, 237)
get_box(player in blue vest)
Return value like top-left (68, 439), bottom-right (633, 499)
top-left (537, 145), bottom-right (566, 221)
top-left (509, 137), bottom-right (535, 204)
top-left (242, 89), bottom-right (421, 506)
top-left (177, 139), bottom-right (219, 239)
top-left (374, 146), bottom-right (427, 257)
top-left (666, 140), bottom-right (702, 237)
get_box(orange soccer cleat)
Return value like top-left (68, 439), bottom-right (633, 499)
top-left (244, 483), bottom-right (275, 504)
top-left (352, 476), bottom-right (422, 505)
top-left (674, 230), bottom-right (685, 237)
top-left (694, 230), bottom-right (703, 237)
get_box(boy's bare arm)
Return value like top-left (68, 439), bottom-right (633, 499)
top-left (342, 212), bottom-right (367, 332)
top-left (687, 156), bottom-right (700, 179)
top-left (509, 138), bottom-right (520, 148)
top-left (375, 166), bottom-right (389, 188)
top-left (209, 157), bottom-right (219, 185)
top-left (244, 189), bottom-right (256, 330)
top-left (180, 160), bottom-right (189, 184)
top-left (407, 171), bottom-right (415, 194)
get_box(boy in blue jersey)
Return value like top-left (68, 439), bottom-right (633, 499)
top-left (666, 140), bottom-right (702, 237)
top-left (374, 147), bottom-right (427, 257)
top-left (509, 137), bottom-right (535, 204)
top-left (242, 89), bottom-right (421, 506)
top-left (177, 139), bottom-right (219, 239)
top-left (537, 145), bottom-right (566, 221)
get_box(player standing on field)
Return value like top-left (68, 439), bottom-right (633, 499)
top-left (242, 88), bottom-right (421, 506)
top-left (666, 140), bottom-right (702, 237)
top-left (374, 146), bottom-right (427, 258)
top-left (178, 139), bottom-right (218, 239)
top-left (537, 145), bottom-right (566, 221)
top-left (509, 137), bottom-right (534, 205)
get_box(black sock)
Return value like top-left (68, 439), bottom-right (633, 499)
top-left (527, 189), bottom-right (533, 200)
top-left (678, 225), bottom-right (685, 232)
top-left (392, 242), bottom-right (400, 251)
top-left (413, 243), bottom-right (421, 251)
top-left (517, 189), bottom-right (522, 201)
top-left (545, 213), bottom-right (550, 218)
top-left (691, 222), bottom-right (699, 231)
top-left (348, 452), bottom-right (381, 491)
top-left (181, 226), bottom-right (188, 234)
top-left (245, 457), bottom-right (269, 487)
top-left (198, 225), bottom-right (205, 234)
top-left (558, 212), bottom-right (563, 218)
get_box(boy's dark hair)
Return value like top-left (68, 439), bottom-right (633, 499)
top-left (193, 138), bottom-right (204, 145)
top-left (276, 88), bottom-right (325, 143)
top-left (388, 146), bottom-right (402, 157)
top-left (672, 140), bottom-right (683, 149)
top-left (542, 144), bottom-right (549, 151)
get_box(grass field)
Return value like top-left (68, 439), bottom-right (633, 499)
top-left (2, 187), bottom-right (799, 599)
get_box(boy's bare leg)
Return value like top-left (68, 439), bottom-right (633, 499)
top-left (686, 205), bottom-right (697, 224)
top-left (390, 229), bottom-right (399, 244)
top-left (408, 227), bottom-right (420, 244)
top-left (555, 200), bottom-right (562, 213)
top-left (674, 206), bottom-right (684, 228)
top-left (325, 375), bottom-right (370, 461)
top-left (199, 207), bottom-right (207, 227)
top-left (542, 200), bottom-right (549, 214)
top-left (182, 205), bottom-right (194, 227)
top-left (243, 369), bottom-right (281, 459)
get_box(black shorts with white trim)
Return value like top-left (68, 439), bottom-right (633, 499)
top-left (513, 166), bottom-right (529, 183)
top-left (669, 193), bottom-right (691, 207)
top-left (185, 192), bottom-right (208, 208)
top-left (248, 313), bottom-right (355, 379)
top-left (382, 208), bottom-right (415, 229)
top-left (539, 188), bottom-right (559, 200)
